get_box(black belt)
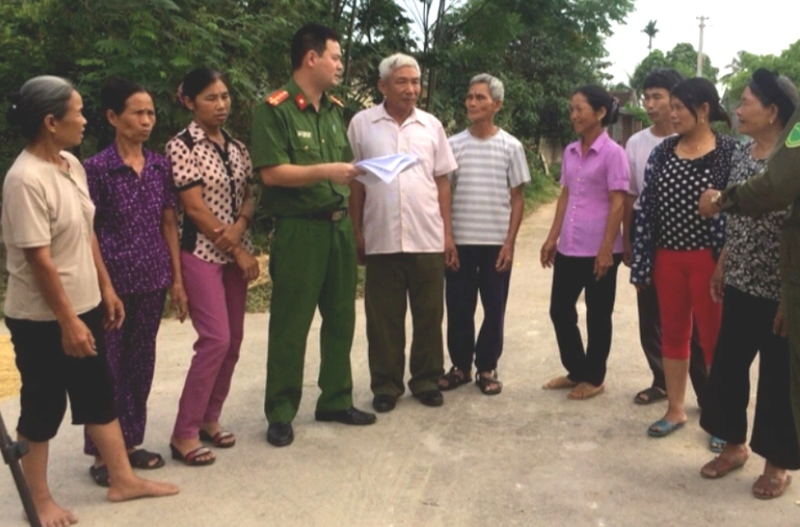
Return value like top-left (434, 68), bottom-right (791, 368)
top-left (306, 209), bottom-right (348, 221)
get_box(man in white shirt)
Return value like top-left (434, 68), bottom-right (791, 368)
top-left (348, 53), bottom-right (458, 412)
top-left (439, 74), bottom-right (530, 396)
top-left (624, 68), bottom-right (708, 408)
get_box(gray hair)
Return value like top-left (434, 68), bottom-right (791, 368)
top-left (469, 73), bottom-right (504, 102)
top-left (6, 76), bottom-right (74, 141)
top-left (378, 53), bottom-right (420, 81)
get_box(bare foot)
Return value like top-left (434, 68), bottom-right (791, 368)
top-left (543, 375), bottom-right (578, 390)
top-left (29, 496), bottom-right (78, 527)
top-left (107, 475), bottom-right (179, 502)
top-left (568, 382), bottom-right (605, 400)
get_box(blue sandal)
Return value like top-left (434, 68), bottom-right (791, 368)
top-left (709, 435), bottom-right (727, 453)
top-left (647, 419), bottom-right (685, 438)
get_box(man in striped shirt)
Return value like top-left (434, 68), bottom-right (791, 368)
top-left (439, 74), bottom-right (531, 395)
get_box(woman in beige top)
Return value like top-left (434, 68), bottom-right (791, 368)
top-left (3, 76), bottom-right (178, 527)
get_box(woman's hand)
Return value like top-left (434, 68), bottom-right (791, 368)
top-left (170, 282), bottom-right (189, 322)
top-left (60, 316), bottom-right (97, 358)
top-left (233, 247), bottom-right (261, 282)
top-left (540, 238), bottom-right (557, 268)
top-left (774, 303), bottom-right (788, 337)
top-left (101, 286), bottom-right (125, 331)
top-left (593, 246), bottom-right (614, 280)
top-left (213, 221), bottom-right (246, 253)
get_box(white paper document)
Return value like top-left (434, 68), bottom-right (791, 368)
top-left (355, 153), bottom-right (419, 185)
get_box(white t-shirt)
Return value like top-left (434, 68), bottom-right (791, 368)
top-left (625, 127), bottom-right (675, 209)
top-left (2, 150), bottom-right (101, 320)
top-left (448, 128), bottom-right (531, 245)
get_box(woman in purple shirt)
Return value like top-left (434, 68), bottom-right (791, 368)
top-left (82, 80), bottom-right (188, 486)
top-left (541, 85), bottom-right (630, 400)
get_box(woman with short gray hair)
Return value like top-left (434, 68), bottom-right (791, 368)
top-left (3, 75), bottom-right (178, 526)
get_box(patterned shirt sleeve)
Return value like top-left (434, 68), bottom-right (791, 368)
top-left (630, 141), bottom-right (667, 285)
top-left (159, 156), bottom-right (178, 209)
top-left (166, 137), bottom-right (203, 190)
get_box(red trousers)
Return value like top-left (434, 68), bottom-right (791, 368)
top-left (653, 249), bottom-right (721, 365)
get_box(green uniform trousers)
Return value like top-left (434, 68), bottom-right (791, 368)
top-left (265, 216), bottom-right (356, 423)
top-left (365, 253), bottom-right (445, 397)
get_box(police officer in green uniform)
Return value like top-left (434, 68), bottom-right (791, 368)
top-left (251, 23), bottom-right (376, 447)
top-left (700, 91), bottom-right (800, 450)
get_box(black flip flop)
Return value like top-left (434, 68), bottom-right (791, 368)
top-left (634, 386), bottom-right (667, 405)
top-left (128, 448), bottom-right (166, 469)
top-left (89, 464), bottom-right (110, 487)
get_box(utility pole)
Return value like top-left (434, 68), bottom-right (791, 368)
top-left (696, 16), bottom-right (708, 77)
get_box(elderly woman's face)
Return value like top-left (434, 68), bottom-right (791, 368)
top-left (736, 87), bottom-right (776, 137)
top-left (109, 91), bottom-right (156, 144)
top-left (50, 90), bottom-right (87, 148)
top-left (569, 93), bottom-right (603, 136)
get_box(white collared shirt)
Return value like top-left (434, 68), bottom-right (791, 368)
top-left (348, 103), bottom-right (458, 254)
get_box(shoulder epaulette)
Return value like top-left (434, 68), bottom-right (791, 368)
top-left (328, 95), bottom-right (344, 107)
top-left (266, 89), bottom-right (290, 107)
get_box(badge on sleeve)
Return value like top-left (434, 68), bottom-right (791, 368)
top-left (787, 122), bottom-right (800, 148)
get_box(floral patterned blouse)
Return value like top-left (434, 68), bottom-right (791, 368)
top-left (724, 141), bottom-right (786, 302)
top-left (631, 133), bottom-right (737, 285)
top-left (166, 121), bottom-right (253, 264)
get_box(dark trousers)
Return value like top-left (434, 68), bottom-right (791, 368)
top-left (365, 253), bottom-right (445, 397)
top-left (700, 286), bottom-right (800, 469)
top-left (84, 289), bottom-right (167, 455)
top-left (636, 284), bottom-right (708, 402)
top-left (549, 252), bottom-right (621, 387)
top-left (445, 245), bottom-right (511, 373)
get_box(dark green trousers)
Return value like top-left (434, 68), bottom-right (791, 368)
top-left (365, 253), bottom-right (445, 397)
top-left (265, 216), bottom-right (356, 423)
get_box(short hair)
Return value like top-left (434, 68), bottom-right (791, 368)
top-left (6, 75), bottom-right (74, 141)
top-left (181, 67), bottom-right (226, 102)
top-left (573, 84), bottom-right (619, 126)
top-left (643, 68), bottom-right (684, 93)
top-left (291, 24), bottom-right (341, 71)
top-left (469, 73), bottom-right (504, 102)
top-left (671, 77), bottom-right (730, 127)
top-left (378, 53), bottom-right (420, 82)
top-left (748, 69), bottom-right (800, 128)
top-left (101, 79), bottom-right (149, 115)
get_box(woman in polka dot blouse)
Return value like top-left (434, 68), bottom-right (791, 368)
top-left (166, 67), bottom-right (260, 466)
top-left (631, 78), bottom-right (736, 440)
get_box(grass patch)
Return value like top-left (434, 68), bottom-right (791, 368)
top-left (524, 165), bottom-right (560, 216)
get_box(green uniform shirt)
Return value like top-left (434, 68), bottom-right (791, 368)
top-left (721, 106), bottom-right (800, 282)
top-left (251, 79), bottom-right (354, 217)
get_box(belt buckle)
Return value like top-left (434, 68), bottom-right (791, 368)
top-left (331, 210), bottom-right (345, 221)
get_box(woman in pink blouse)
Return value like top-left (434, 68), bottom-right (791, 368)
top-left (166, 68), bottom-right (260, 466)
top-left (541, 85), bottom-right (630, 400)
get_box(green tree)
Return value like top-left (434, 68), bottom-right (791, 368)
top-left (722, 40), bottom-right (800, 103)
top-left (631, 43), bottom-right (719, 93)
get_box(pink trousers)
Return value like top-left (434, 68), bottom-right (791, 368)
top-left (173, 252), bottom-right (248, 439)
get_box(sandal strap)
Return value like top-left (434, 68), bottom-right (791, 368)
top-left (184, 446), bottom-right (213, 463)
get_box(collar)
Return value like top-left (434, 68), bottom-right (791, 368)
top-left (286, 78), bottom-right (333, 112)
top-left (104, 143), bottom-right (153, 174)
top-left (568, 130), bottom-right (611, 155)
top-left (371, 102), bottom-right (424, 127)
top-left (187, 120), bottom-right (233, 147)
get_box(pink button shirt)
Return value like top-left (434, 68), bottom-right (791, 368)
top-left (348, 103), bottom-right (458, 254)
top-left (557, 131), bottom-right (630, 257)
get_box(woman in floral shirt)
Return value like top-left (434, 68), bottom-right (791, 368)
top-left (699, 70), bottom-right (800, 500)
top-left (167, 67), bottom-right (259, 466)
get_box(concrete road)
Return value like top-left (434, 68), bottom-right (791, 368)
top-left (1, 203), bottom-right (797, 527)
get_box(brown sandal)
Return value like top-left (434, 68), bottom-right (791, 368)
top-left (438, 367), bottom-right (471, 391)
top-left (700, 454), bottom-right (748, 479)
top-left (752, 474), bottom-right (792, 499)
top-left (568, 382), bottom-right (605, 400)
top-left (199, 429), bottom-right (236, 448)
top-left (476, 370), bottom-right (503, 395)
top-left (169, 444), bottom-right (216, 466)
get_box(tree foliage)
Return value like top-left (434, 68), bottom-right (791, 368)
top-left (721, 40), bottom-right (800, 103)
top-left (630, 43), bottom-right (719, 94)
top-left (0, 0), bottom-right (634, 176)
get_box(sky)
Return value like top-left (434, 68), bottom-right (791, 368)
top-left (605, 0), bottom-right (799, 84)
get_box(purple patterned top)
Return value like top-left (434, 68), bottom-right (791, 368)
top-left (84, 144), bottom-right (176, 295)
